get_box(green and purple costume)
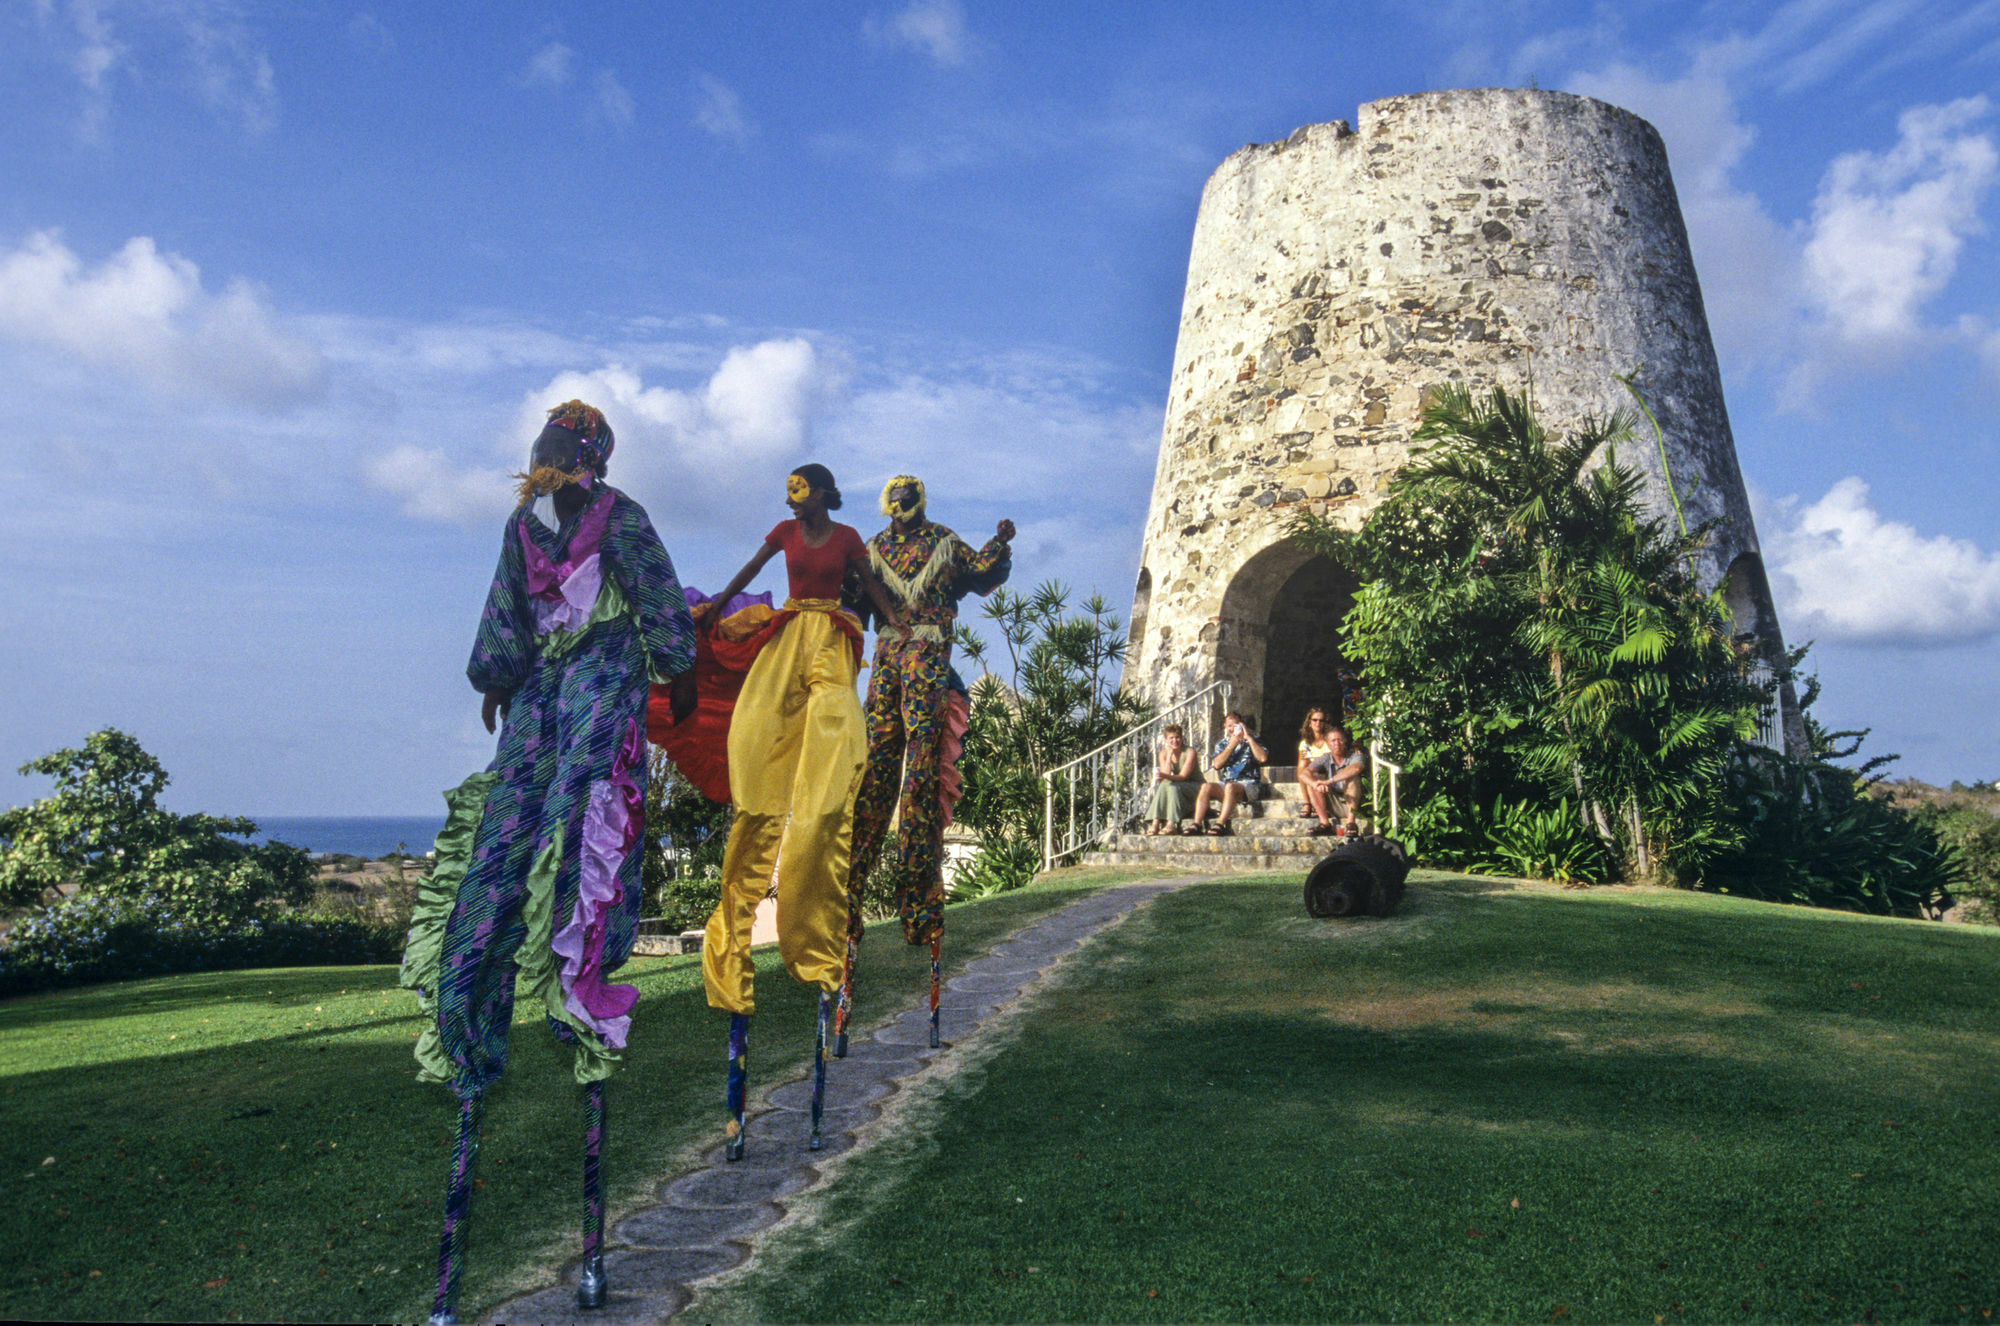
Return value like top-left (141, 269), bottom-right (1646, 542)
top-left (401, 484), bottom-right (695, 1099)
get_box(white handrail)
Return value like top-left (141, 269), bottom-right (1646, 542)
top-left (1369, 740), bottom-right (1402, 834)
top-left (1041, 680), bottom-right (1231, 873)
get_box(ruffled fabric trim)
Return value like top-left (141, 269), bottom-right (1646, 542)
top-left (401, 770), bottom-right (500, 1085)
top-left (514, 829), bottom-right (618, 1083)
top-left (550, 715), bottom-right (646, 1049)
top-left (521, 490), bottom-right (617, 635)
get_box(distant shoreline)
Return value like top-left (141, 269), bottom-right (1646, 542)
top-left (240, 815), bottom-right (445, 859)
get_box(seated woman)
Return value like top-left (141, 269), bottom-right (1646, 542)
top-left (1145, 723), bottom-right (1201, 834)
top-left (1189, 711), bottom-right (1267, 835)
top-left (1300, 713), bottom-right (1367, 837)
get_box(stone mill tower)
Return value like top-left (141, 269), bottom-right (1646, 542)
top-left (1125, 87), bottom-right (1799, 751)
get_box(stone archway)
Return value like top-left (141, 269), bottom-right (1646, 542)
top-left (1213, 539), bottom-right (1358, 747)
top-left (1260, 556), bottom-right (1358, 752)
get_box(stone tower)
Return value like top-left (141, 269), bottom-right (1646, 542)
top-left (1125, 88), bottom-right (1799, 752)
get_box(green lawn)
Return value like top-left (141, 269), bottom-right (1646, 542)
top-left (0, 867), bottom-right (1139, 1323)
top-left (698, 874), bottom-right (2000, 1324)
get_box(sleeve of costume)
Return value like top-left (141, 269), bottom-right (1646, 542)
top-left (765, 521), bottom-right (790, 549)
top-left (605, 497), bottom-right (698, 684)
top-left (953, 531), bottom-right (1011, 578)
top-left (467, 517), bottom-right (535, 695)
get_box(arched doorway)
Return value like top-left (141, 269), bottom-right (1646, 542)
top-left (1260, 556), bottom-right (1358, 752)
top-left (1213, 540), bottom-right (1358, 749)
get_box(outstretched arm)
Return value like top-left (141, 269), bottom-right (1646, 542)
top-left (702, 544), bottom-right (780, 625)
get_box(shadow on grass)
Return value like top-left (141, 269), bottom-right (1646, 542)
top-left (0, 872), bottom-right (1128, 1323)
top-left (696, 876), bottom-right (2000, 1326)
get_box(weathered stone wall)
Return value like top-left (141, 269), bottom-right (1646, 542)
top-left (1126, 88), bottom-right (1796, 748)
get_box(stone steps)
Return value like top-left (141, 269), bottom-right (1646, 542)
top-left (1082, 771), bottom-right (1371, 873)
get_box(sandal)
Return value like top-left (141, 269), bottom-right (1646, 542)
top-left (1163, 823), bottom-right (1182, 836)
top-left (1209, 822), bottom-right (1233, 836)
top-left (1310, 822), bottom-right (1335, 836)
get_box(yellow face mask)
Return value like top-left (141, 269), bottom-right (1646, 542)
top-left (786, 474), bottom-right (812, 504)
top-left (880, 474), bottom-right (926, 521)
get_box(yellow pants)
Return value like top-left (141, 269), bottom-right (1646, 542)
top-left (702, 609), bottom-right (865, 1013)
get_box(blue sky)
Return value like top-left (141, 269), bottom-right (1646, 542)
top-left (4, 0), bottom-right (1999, 816)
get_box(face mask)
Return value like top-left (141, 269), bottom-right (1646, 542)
top-left (787, 474), bottom-right (812, 504)
top-left (880, 476), bottom-right (926, 521)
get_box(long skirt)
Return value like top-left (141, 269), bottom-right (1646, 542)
top-left (701, 610), bottom-right (866, 1013)
top-left (1148, 778), bottom-right (1200, 823)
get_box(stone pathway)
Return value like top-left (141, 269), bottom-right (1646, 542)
top-left (485, 876), bottom-right (1199, 1325)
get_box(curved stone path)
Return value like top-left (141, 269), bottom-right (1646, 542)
top-left (485, 876), bottom-right (1198, 1325)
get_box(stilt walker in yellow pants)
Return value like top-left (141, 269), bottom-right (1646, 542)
top-left (695, 464), bottom-right (904, 1158)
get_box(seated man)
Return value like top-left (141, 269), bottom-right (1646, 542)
top-left (1190, 710), bottom-right (1267, 836)
top-left (1304, 723), bottom-right (1367, 835)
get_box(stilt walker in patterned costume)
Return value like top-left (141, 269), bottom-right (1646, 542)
top-left (834, 476), bottom-right (1013, 1053)
top-left (695, 465), bottom-right (904, 1158)
top-left (399, 402), bottom-right (697, 1323)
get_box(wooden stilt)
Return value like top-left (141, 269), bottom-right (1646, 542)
top-left (577, 1081), bottom-right (607, 1309)
top-left (810, 992), bottom-right (831, 1150)
top-left (724, 1013), bottom-right (749, 1161)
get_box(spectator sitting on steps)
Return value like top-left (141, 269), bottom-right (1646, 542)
top-left (1191, 710), bottom-right (1268, 836)
top-left (1301, 721), bottom-right (1366, 837)
top-left (1145, 723), bottom-right (1201, 835)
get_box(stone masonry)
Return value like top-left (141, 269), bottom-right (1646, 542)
top-left (1125, 88), bottom-right (1800, 751)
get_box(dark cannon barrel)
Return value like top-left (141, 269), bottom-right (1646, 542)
top-left (1303, 834), bottom-right (1410, 918)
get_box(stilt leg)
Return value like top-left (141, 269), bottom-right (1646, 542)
top-left (810, 991), bottom-right (831, 1150)
top-left (724, 1013), bottom-right (749, 1161)
top-left (832, 931), bottom-right (857, 1058)
top-left (427, 1096), bottom-right (483, 1325)
top-left (929, 934), bottom-right (941, 1049)
top-left (577, 1080), bottom-right (607, 1310)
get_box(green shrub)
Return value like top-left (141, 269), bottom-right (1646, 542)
top-left (0, 891), bottom-right (402, 996)
top-left (1470, 797), bottom-right (1613, 884)
top-left (1910, 802), bottom-right (2000, 922)
top-left (951, 835), bottom-right (1040, 902)
top-left (1705, 750), bottom-right (1959, 918)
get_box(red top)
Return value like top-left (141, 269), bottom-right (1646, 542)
top-left (765, 520), bottom-right (866, 601)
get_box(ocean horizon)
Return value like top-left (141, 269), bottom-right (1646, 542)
top-left (246, 816), bottom-right (446, 859)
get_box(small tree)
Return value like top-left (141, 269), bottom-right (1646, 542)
top-left (953, 581), bottom-right (1150, 884)
top-left (0, 728), bottom-right (311, 915)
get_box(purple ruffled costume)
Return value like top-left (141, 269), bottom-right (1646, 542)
top-left (400, 484), bottom-right (695, 1099)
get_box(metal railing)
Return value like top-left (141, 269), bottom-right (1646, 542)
top-left (1369, 741), bottom-right (1402, 833)
top-left (1041, 681), bottom-right (1231, 873)
top-left (1744, 661), bottom-right (1784, 751)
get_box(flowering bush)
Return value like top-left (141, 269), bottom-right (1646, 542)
top-left (0, 891), bottom-right (403, 996)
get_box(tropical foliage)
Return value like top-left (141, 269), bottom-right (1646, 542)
top-left (0, 728), bottom-right (313, 915)
top-left (952, 581), bottom-right (1150, 890)
top-left (1290, 383), bottom-right (1956, 917)
top-left (1292, 383), bottom-right (1760, 881)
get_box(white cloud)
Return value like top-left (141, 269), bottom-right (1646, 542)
top-left (522, 41), bottom-right (574, 88)
top-left (1763, 476), bottom-right (2000, 644)
top-left (595, 70), bottom-right (635, 127)
top-left (0, 230), bottom-right (324, 408)
top-left (363, 445), bottom-right (513, 526)
top-left (1802, 96), bottom-right (1997, 346)
top-left (37, 0), bottom-right (277, 137)
top-left (866, 0), bottom-right (969, 66)
top-left (1569, 44), bottom-right (1799, 368)
top-left (368, 338), bottom-right (833, 532)
top-left (693, 73), bottom-right (754, 146)
top-left (346, 13), bottom-right (394, 56)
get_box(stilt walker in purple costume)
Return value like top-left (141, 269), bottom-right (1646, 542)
top-left (400, 401), bottom-right (697, 1324)
top-left (834, 475), bottom-right (1012, 1054)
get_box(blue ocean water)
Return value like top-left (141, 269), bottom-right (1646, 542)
top-left (249, 816), bottom-right (445, 858)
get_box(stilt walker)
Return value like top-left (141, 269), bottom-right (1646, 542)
top-left (690, 465), bottom-right (904, 1159)
top-left (835, 477), bottom-right (1013, 1055)
top-left (400, 402), bottom-right (698, 1323)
